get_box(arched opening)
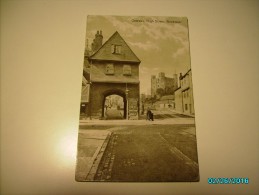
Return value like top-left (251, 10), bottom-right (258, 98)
top-left (102, 89), bottom-right (127, 120)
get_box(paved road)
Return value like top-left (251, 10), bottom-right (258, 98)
top-left (139, 109), bottom-right (193, 120)
top-left (152, 110), bottom-right (193, 119)
top-left (80, 124), bottom-right (199, 182)
top-left (104, 108), bottom-right (193, 120)
top-left (105, 109), bottom-right (123, 120)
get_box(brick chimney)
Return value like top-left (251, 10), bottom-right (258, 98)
top-left (91, 30), bottom-right (103, 52)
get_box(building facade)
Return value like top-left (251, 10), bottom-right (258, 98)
top-left (174, 69), bottom-right (195, 115)
top-left (81, 31), bottom-right (141, 119)
top-left (151, 72), bottom-right (178, 98)
top-left (154, 95), bottom-right (175, 109)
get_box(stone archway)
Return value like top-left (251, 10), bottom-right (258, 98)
top-left (89, 82), bottom-right (139, 120)
top-left (102, 89), bottom-right (127, 119)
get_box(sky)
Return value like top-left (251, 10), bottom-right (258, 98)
top-left (85, 15), bottom-right (192, 95)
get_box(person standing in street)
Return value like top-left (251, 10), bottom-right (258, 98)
top-left (146, 108), bottom-right (154, 121)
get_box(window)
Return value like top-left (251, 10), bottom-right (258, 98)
top-left (105, 64), bottom-right (114, 75)
top-left (185, 104), bottom-right (188, 110)
top-left (123, 65), bottom-right (131, 76)
top-left (111, 44), bottom-right (122, 54)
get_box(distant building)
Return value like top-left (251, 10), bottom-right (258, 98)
top-left (174, 69), bottom-right (195, 115)
top-left (154, 95), bottom-right (175, 109)
top-left (151, 72), bottom-right (178, 98)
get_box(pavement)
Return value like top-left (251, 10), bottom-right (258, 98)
top-left (80, 117), bottom-right (195, 126)
top-left (105, 109), bottom-right (123, 120)
top-left (164, 109), bottom-right (195, 118)
top-left (75, 130), bottom-right (111, 181)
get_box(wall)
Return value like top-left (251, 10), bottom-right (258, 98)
top-left (92, 62), bottom-right (139, 78)
top-left (175, 89), bottom-right (183, 113)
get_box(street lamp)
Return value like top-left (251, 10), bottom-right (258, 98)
top-left (88, 81), bottom-right (92, 120)
top-left (125, 83), bottom-right (129, 120)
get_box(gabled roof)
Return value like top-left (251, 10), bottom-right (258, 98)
top-left (154, 99), bottom-right (174, 104)
top-left (160, 95), bottom-right (175, 100)
top-left (89, 31), bottom-right (141, 63)
top-left (180, 68), bottom-right (191, 80)
top-left (82, 76), bottom-right (88, 85)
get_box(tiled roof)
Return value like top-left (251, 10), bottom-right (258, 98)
top-left (160, 95), bottom-right (175, 100)
top-left (180, 69), bottom-right (191, 79)
top-left (155, 99), bottom-right (174, 104)
top-left (89, 31), bottom-right (141, 63)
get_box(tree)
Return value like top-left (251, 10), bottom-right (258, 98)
top-left (156, 88), bottom-right (165, 97)
top-left (166, 87), bottom-right (175, 95)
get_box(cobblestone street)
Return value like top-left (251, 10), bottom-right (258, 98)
top-left (82, 124), bottom-right (199, 182)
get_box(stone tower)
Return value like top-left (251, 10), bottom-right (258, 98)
top-left (151, 75), bottom-right (157, 98)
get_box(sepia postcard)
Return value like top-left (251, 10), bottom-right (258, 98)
top-left (75, 15), bottom-right (199, 182)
